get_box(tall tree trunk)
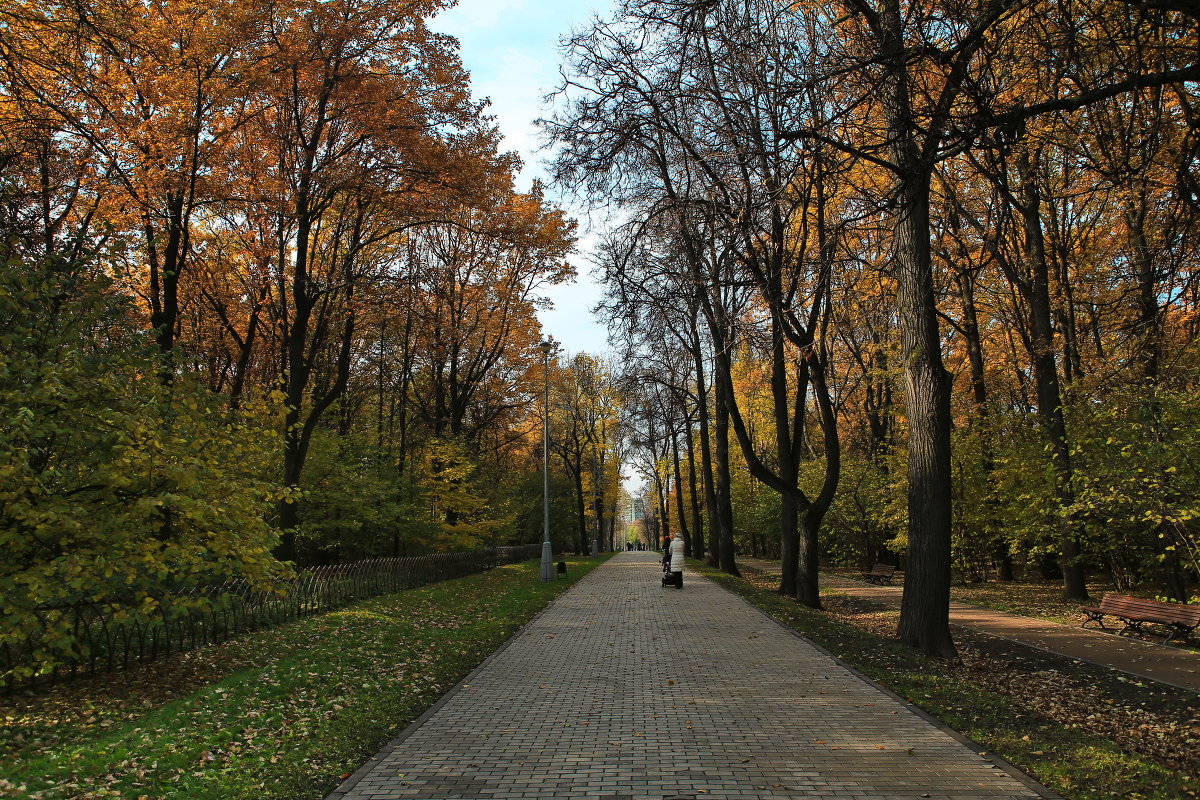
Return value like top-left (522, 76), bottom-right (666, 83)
top-left (799, 352), bottom-right (840, 609)
top-left (1128, 197), bottom-right (1162, 382)
top-left (693, 343), bottom-right (722, 568)
top-left (146, 192), bottom-right (187, 360)
top-left (799, 508), bottom-right (822, 608)
top-left (954, 259), bottom-right (1010, 580)
top-left (1016, 147), bottom-right (1088, 601)
top-left (779, 492), bottom-right (800, 598)
top-left (770, 311), bottom-right (801, 598)
top-left (879, 0), bottom-right (956, 656)
top-left (713, 380), bottom-right (739, 575)
top-left (276, 209), bottom-right (316, 563)
top-left (684, 414), bottom-right (705, 559)
top-left (376, 316), bottom-right (387, 452)
top-left (275, 201), bottom-right (361, 563)
top-left (594, 459), bottom-right (605, 554)
top-left (655, 469), bottom-right (670, 549)
top-left (573, 465), bottom-right (588, 555)
top-left (670, 426), bottom-right (691, 549)
top-left (1125, 192), bottom-right (1178, 596)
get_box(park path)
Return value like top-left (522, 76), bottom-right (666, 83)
top-left (328, 552), bottom-right (1054, 800)
top-left (741, 558), bottom-right (1200, 692)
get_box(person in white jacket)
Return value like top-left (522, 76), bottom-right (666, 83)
top-left (668, 530), bottom-right (686, 589)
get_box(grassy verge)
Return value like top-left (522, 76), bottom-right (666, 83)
top-left (821, 565), bottom-right (1108, 623)
top-left (701, 563), bottom-right (1197, 800)
top-left (823, 565), bottom-right (1192, 627)
top-left (1, 555), bottom-right (606, 800)
top-left (816, 564), bottom-right (1199, 653)
top-left (948, 580), bottom-right (1108, 625)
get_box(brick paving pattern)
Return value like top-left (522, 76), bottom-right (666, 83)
top-left (328, 552), bottom-right (1054, 800)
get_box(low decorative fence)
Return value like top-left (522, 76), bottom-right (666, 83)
top-left (1, 544), bottom-right (541, 694)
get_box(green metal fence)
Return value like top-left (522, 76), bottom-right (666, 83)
top-left (2, 545), bottom-right (541, 694)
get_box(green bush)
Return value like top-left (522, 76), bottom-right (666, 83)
top-left (0, 246), bottom-right (284, 680)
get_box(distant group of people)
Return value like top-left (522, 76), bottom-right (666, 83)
top-left (622, 533), bottom-right (685, 588)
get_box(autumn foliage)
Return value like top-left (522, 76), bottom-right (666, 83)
top-left (0, 0), bottom-right (576, 679)
top-left (550, 0), bottom-right (1200, 655)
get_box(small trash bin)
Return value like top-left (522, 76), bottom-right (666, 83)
top-left (556, 561), bottom-right (567, 579)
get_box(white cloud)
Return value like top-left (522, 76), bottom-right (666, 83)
top-left (470, 48), bottom-right (550, 170)
top-left (435, 0), bottom-right (535, 37)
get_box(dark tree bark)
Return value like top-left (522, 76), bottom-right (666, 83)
top-left (1013, 147), bottom-right (1089, 600)
top-left (683, 412), bottom-right (705, 560)
top-left (713, 379), bottom-right (739, 575)
top-left (572, 461), bottom-right (588, 555)
top-left (940, 193), bottom-right (1011, 581)
top-left (670, 424), bottom-right (691, 549)
top-left (277, 211), bottom-right (362, 561)
top-left (692, 336), bottom-right (723, 569)
top-left (876, 0), bottom-right (956, 657)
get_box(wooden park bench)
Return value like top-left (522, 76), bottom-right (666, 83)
top-left (860, 564), bottom-right (897, 585)
top-left (1079, 594), bottom-right (1200, 644)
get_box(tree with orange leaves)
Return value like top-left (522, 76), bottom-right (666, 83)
top-left (0, 0), bottom-right (270, 354)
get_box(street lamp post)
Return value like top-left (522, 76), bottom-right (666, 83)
top-left (539, 339), bottom-right (554, 582)
top-left (591, 442), bottom-right (600, 557)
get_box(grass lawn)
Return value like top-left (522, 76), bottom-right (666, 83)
top-left (950, 579), bottom-right (1108, 625)
top-left (819, 565), bottom-right (1200, 652)
top-left (822, 564), bottom-right (1127, 624)
top-left (1, 555), bottom-right (605, 800)
top-left (703, 563), bottom-right (1198, 800)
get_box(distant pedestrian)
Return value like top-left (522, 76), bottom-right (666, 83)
top-left (668, 531), bottom-right (686, 589)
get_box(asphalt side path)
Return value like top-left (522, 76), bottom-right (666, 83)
top-left (749, 559), bottom-right (1197, 692)
top-left (328, 552), bottom-right (1055, 800)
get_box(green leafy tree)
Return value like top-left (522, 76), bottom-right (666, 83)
top-left (292, 428), bottom-right (411, 562)
top-left (1070, 382), bottom-right (1200, 599)
top-left (0, 246), bottom-right (283, 679)
top-left (413, 437), bottom-right (513, 551)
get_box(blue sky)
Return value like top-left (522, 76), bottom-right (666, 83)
top-left (432, 0), bottom-right (618, 358)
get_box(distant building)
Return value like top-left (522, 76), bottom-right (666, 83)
top-left (616, 491), bottom-right (645, 524)
top-left (630, 497), bottom-right (646, 522)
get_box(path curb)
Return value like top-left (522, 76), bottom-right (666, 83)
top-left (705, 568), bottom-right (1065, 800)
top-left (324, 563), bottom-right (590, 800)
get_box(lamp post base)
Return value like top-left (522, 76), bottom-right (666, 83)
top-left (539, 540), bottom-right (554, 582)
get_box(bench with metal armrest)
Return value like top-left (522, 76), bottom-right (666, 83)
top-left (1080, 594), bottom-right (1200, 644)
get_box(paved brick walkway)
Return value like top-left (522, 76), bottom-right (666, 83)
top-left (328, 552), bottom-right (1054, 800)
